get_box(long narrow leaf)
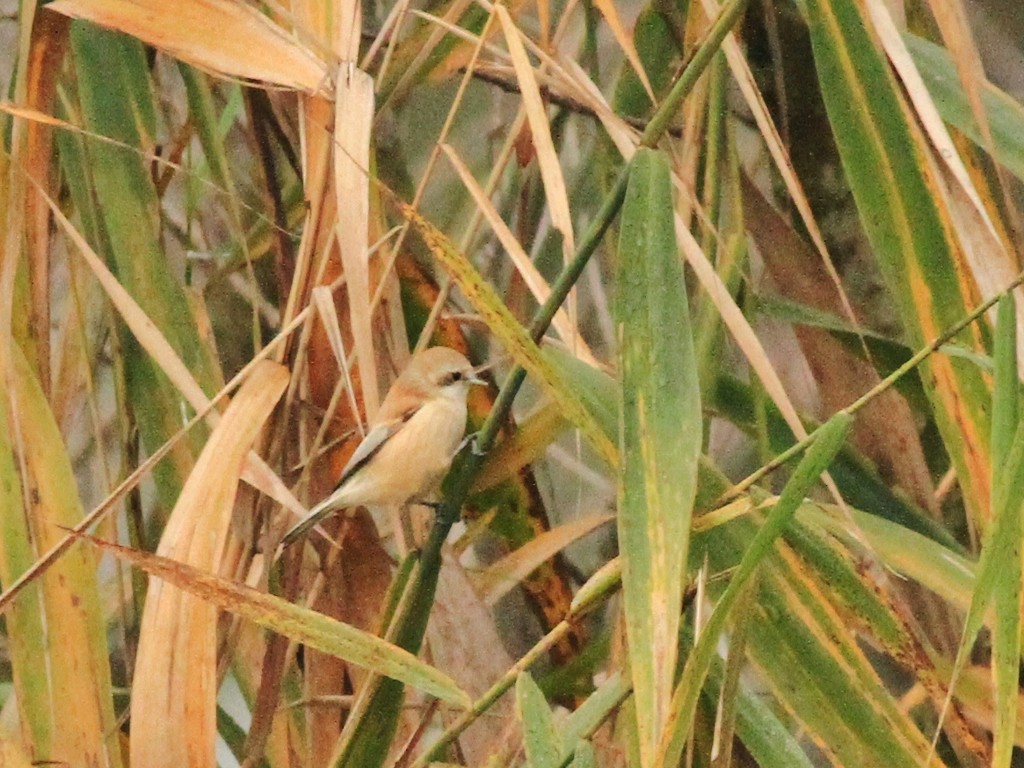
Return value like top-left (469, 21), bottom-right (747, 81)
top-left (0, 346), bottom-right (122, 766)
top-left (87, 533), bottom-right (471, 709)
top-left (802, 0), bottom-right (993, 526)
top-left (517, 672), bottom-right (562, 768)
top-left (615, 147), bottom-right (701, 766)
top-left (658, 412), bottom-right (851, 767)
top-left (937, 294), bottom-right (1023, 767)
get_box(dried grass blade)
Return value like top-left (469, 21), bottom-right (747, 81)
top-left (312, 285), bottom-right (365, 438)
top-left (31, 177), bottom-right (306, 519)
top-left (333, 63), bottom-right (380, 416)
top-left (129, 360), bottom-right (289, 768)
top-left (558, 56), bottom-right (639, 160)
top-left (441, 143), bottom-right (596, 365)
top-left (923, 0), bottom-right (1010, 200)
top-left (87, 530), bottom-right (473, 708)
top-left (0, 738), bottom-right (32, 768)
top-left (48, 0), bottom-right (329, 92)
top-left (476, 513), bottom-right (613, 605)
top-left (674, 213), bottom-right (806, 442)
top-left (496, 5), bottom-right (575, 266)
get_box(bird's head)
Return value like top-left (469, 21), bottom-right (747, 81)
top-left (404, 347), bottom-right (484, 403)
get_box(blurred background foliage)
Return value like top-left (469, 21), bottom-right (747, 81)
top-left (2, 0), bottom-right (1024, 765)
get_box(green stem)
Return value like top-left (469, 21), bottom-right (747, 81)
top-left (391, 0), bottom-right (752, 750)
top-left (715, 266), bottom-right (1024, 507)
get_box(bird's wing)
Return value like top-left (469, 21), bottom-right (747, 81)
top-left (336, 410), bottom-right (414, 485)
top-left (280, 410), bottom-right (418, 548)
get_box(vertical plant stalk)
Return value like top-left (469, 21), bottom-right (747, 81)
top-left (336, 0), bottom-right (752, 761)
top-left (332, 1), bottom-right (749, 760)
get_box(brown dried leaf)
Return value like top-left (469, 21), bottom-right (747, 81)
top-left (47, 0), bottom-right (330, 92)
top-left (129, 360), bottom-right (289, 768)
top-left (496, 5), bottom-right (575, 265)
top-left (427, 551), bottom-right (521, 763)
top-left (475, 513), bottom-right (614, 605)
top-left (334, 65), bottom-right (379, 417)
top-left (742, 174), bottom-right (938, 513)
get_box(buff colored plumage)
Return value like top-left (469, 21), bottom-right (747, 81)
top-left (282, 347), bottom-right (482, 545)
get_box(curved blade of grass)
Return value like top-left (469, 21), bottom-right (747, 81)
top-left (802, 0), bottom-right (993, 525)
top-left (797, 502), bottom-right (974, 610)
top-left (84, 533), bottom-right (470, 709)
top-left (616, 147), bottom-right (701, 767)
top-left (0, 345), bottom-right (122, 766)
top-left (471, 400), bottom-right (568, 493)
top-left (50, 0), bottom-right (329, 91)
top-left (129, 360), bottom-right (288, 766)
top-left (658, 411), bottom-right (852, 767)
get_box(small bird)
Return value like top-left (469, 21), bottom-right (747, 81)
top-left (282, 346), bottom-right (483, 546)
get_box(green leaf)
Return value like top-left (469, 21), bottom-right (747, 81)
top-left (802, 0), bottom-right (993, 525)
top-left (615, 147), bottom-right (702, 766)
top-left (701, 637), bottom-right (815, 768)
top-left (569, 740), bottom-right (597, 768)
top-left (990, 295), bottom-right (1024, 765)
top-left (952, 293), bottom-right (1023, 768)
top-left (83, 535), bottom-right (471, 708)
top-left (517, 672), bottom-right (562, 768)
top-left (562, 672), bottom-right (630, 752)
top-left (68, 23), bottom-right (223, 509)
top-left (659, 412), bottom-right (851, 767)
top-left (992, 296), bottom-right (1019, 484)
top-left (906, 33), bottom-right (1024, 183)
top-left (0, 346), bottom-right (122, 765)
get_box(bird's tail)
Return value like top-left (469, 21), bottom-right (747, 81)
top-left (280, 495), bottom-right (340, 547)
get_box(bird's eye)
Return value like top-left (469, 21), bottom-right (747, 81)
top-left (439, 370), bottom-right (462, 386)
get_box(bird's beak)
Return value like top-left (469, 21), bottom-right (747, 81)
top-left (469, 364), bottom-right (488, 386)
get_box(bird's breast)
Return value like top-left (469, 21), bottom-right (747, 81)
top-left (362, 396), bottom-right (467, 504)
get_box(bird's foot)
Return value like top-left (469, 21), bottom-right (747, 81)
top-left (458, 431), bottom-right (486, 456)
